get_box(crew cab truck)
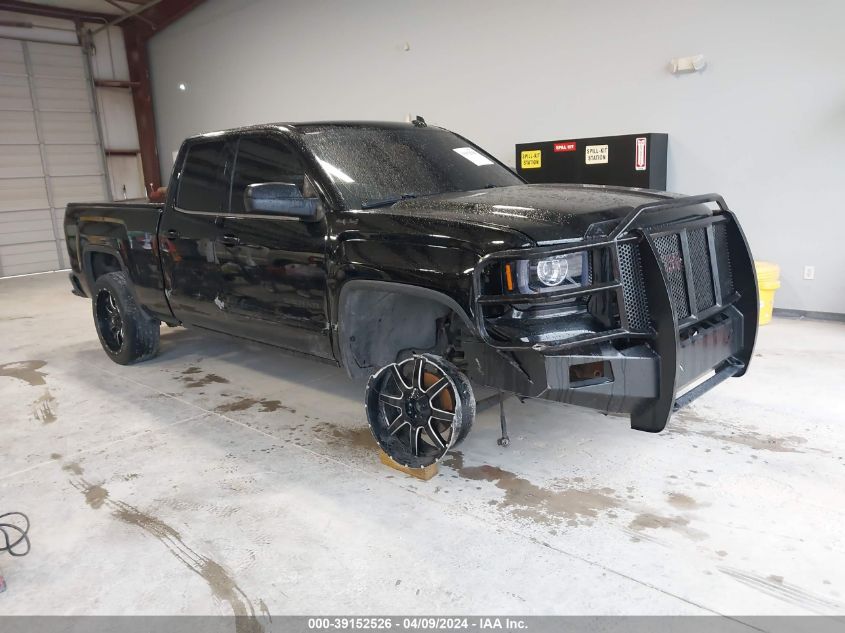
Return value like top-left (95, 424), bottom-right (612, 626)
top-left (65, 121), bottom-right (758, 468)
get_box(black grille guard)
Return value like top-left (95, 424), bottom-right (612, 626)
top-left (472, 194), bottom-right (760, 431)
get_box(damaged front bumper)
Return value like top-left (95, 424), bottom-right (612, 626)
top-left (468, 195), bottom-right (759, 433)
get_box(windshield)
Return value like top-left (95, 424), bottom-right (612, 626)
top-left (300, 125), bottom-right (522, 209)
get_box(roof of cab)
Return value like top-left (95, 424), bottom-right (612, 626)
top-left (186, 120), bottom-right (430, 142)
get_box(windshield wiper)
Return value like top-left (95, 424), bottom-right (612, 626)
top-left (360, 193), bottom-right (418, 209)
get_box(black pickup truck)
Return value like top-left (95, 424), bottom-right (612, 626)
top-left (65, 120), bottom-right (758, 467)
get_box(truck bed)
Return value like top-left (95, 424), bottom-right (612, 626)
top-left (64, 199), bottom-right (169, 320)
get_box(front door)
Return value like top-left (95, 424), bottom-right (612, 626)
top-left (215, 134), bottom-right (333, 359)
top-left (160, 138), bottom-right (235, 332)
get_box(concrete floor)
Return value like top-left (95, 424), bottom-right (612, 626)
top-left (1, 271), bottom-right (844, 618)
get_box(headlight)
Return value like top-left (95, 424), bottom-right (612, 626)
top-left (536, 255), bottom-right (570, 286)
top-left (513, 251), bottom-right (588, 294)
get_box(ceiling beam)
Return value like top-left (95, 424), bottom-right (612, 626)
top-left (0, 1), bottom-right (113, 21)
top-left (91, 0), bottom-right (164, 34)
top-left (121, 0), bottom-right (204, 37)
top-left (102, 0), bottom-right (157, 28)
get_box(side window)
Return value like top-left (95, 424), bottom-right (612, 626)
top-left (231, 136), bottom-right (306, 214)
top-left (176, 140), bottom-right (235, 212)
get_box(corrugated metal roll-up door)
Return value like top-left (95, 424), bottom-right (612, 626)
top-left (0, 37), bottom-right (108, 277)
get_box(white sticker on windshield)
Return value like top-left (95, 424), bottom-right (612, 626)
top-left (453, 147), bottom-right (494, 166)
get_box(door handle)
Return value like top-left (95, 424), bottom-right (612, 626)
top-left (164, 229), bottom-right (179, 239)
top-left (219, 234), bottom-right (240, 246)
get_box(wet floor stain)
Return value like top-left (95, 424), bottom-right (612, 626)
top-left (32, 389), bottom-right (57, 424)
top-left (313, 422), bottom-right (377, 451)
top-left (666, 492), bottom-right (699, 509)
top-left (68, 475), bottom-right (110, 510)
top-left (442, 452), bottom-right (620, 527)
top-left (111, 499), bottom-right (264, 632)
top-left (0, 360), bottom-right (47, 386)
top-left (628, 512), bottom-right (708, 541)
top-left (62, 461), bottom-right (84, 476)
top-left (180, 367), bottom-right (229, 389)
top-left (67, 469), bottom-right (264, 631)
top-left (718, 566), bottom-right (844, 614)
top-left (84, 484), bottom-right (109, 509)
top-left (671, 410), bottom-right (809, 453)
top-left (215, 397), bottom-right (295, 414)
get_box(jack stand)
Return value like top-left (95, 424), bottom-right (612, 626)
top-left (497, 391), bottom-right (510, 447)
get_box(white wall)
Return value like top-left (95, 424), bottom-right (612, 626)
top-left (148, 0), bottom-right (845, 313)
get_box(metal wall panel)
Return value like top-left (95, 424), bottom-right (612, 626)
top-left (38, 110), bottom-right (99, 144)
top-left (107, 154), bottom-right (145, 200)
top-left (0, 111), bottom-right (37, 144)
top-left (0, 178), bottom-right (49, 212)
top-left (28, 42), bottom-right (86, 78)
top-left (0, 241), bottom-right (59, 276)
top-left (45, 144), bottom-right (102, 177)
top-left (0, 38), bottom-right (25, 75)
top-left (50, 175), bottom-right (106, 207)
top-left (90, 26), bottom-right (129, 82)
top-left (33, 75), bottom-right (93, 112)
top-left (97, 88), bottom-right (140, 150)
top-left (0, 74), bottom-right (31, 109)
top-left (0, 209), bottom-right (55, 246)
top-left (0, 38), bottom-right (107, 277)
top-left (0, 145), bottom-right (43, 178)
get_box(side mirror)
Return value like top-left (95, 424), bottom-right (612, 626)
top-left (243, 182), bottom-right (323, 221)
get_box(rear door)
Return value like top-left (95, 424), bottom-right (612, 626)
top-left (159, 138), bottom-right (235, 330)
top-left (215, 133), bottom-right (333, 359)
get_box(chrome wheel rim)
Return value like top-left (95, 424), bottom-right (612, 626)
top-left (365, 355), bottom-right (459, 467)
top-left (96, 290), bottom-right (124, 352)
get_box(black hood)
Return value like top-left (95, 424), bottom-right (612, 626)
top-left (389, 184), bottom-right (703, 243)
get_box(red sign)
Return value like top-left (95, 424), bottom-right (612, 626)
top-left (553, 141), bottom-right (577, 153)
top-left (635, 137), bottom-right (647, 171)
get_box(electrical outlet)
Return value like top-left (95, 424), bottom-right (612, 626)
top-left (803, 265), bottom-right (815, 280)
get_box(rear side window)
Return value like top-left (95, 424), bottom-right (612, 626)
top-left (177, 140), bottom-right (235, 212)
top-left (230, 136), bottom-right (306, 213)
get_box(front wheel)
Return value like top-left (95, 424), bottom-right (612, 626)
top-left (365, 354), bottom-right (475, 468)
top-left (92, 271), bottom-right (160, 365)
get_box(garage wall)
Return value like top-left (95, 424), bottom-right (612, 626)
top-left (148, 0), bottom-right (845, 314)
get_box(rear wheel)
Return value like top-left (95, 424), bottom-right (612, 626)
top-left (92, 271), bottom-right (160, 365)
top-left (365, 354), bottom-right (474, 468)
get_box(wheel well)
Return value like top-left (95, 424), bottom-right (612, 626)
top-left (340, 287), bottom-right (457, 379)
top-left (88, 251), bottom-right (122, 281)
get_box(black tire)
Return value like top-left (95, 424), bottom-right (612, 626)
top-left (365, 353), bottom-right (475, 468)
top-left (92, 271), bottom-right (160, 365)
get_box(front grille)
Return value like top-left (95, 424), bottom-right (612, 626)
top-left (652, 233), bottom-right (691, 319)
top-left (713, 222), bottom-right (734, 296)
top-left (617, 243), bottom-right (650, 331)
top-left (688, 228), bottom-right (715, 310)
top-left (647, 221), bottom-right (734, 322)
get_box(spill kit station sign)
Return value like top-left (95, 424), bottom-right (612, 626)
top-left (520, 150), bottom-right (542, 169)
top-left (585, 144), bottom-right (609, 165)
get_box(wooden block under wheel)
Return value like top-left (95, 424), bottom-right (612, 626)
top-left (378, 450), bottom-right (438, 480)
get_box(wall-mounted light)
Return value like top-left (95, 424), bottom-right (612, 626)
top-left (670, 54), bottom-right (706, 74)
top-left (178, 83), bottom-right (187, 91)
